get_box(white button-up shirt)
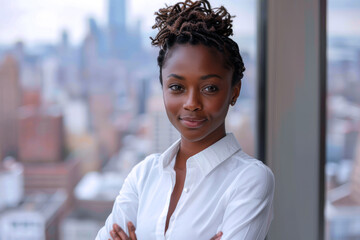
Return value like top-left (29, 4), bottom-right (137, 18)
top-left (96, 133), bottom-right (274, 240)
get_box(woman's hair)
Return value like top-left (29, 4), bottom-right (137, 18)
top-left (151, 0), bottom-right (245, 86)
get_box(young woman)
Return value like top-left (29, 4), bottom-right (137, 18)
top-left (96, 1), bottom-right (274, 239)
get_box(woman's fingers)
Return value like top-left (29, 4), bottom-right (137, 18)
top-left (127, 222), bottom-right (137, 240)
top-left (110, 229), bottom-right (121, 240)
top-left (111, 223), bottom-right (217, 240)
top-left (210, 231), bottom-right (223, 240)
top-left (112, 223), bottom-right (129, 240)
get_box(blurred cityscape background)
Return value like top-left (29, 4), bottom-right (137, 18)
top-left (325, 1), bottom-right (360, 239)
top-left (0, 0), bottom-right (257, 239)
top-left (0, 0), bottom-right (359, 239)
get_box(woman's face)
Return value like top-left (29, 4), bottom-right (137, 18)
top-left (162, 43), bottom-right (240, 145)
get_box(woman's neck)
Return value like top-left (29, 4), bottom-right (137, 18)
top-left (175, 129), bottom-right (226, 169)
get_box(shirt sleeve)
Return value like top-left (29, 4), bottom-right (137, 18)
top-left (218, 163), bottom-right (275, 240)
top-left (95, 166), bottom-right (139, 240)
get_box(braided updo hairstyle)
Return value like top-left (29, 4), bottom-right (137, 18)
top-left (151, 0), bottom-right (245, 86)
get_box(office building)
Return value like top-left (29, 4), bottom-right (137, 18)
top-left (18, 105), bottom-right (64, 163)
top-left (147, 94), bottom-right (180, 153)
top-left (0, 55), bottom-right (20, 160)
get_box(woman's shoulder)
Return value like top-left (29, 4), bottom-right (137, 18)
top-left (124, 153), bottom-right (163, 192)
top-left (131, 153), bottom-right (162, 175)
top-left (226, 151), bottom-right (275, 199)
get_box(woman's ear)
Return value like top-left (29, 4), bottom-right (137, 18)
top-left (230, 81), bottom-right (241, 106)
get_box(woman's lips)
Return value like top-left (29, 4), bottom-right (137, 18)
top-left (179, 117), bottom-right (207, 128)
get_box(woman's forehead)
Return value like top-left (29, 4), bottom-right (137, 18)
top-left (163, 43), bottom-right (228, 69)
top-left (161, 44), bottom-right (233, 82)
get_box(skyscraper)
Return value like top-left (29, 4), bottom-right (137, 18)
top-left (108, 0), bottom-right (126, 31)
top-left (18, 105), bottom-right (64, 163)
top-left (0, 55), bottom-right (20, 160)
top-left (107, 0), bottom-right (133, 59)
top-left (148, 94), bottom-right (180, 153)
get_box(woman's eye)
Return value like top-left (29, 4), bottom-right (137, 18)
top-left (203, 85), bottom-right (218, 93)
top-left (169, 85), bottom-right (183, 92)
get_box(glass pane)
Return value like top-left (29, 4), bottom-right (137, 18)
top-left (325, 1), bottom-right (360, 239)
top-left (0, 0), bottom-right (257, 239)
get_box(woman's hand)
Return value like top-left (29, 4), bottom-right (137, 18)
top-left (109, 222), bottom-right (137, 240)
top-left (210, 231), bottom-right (223, 240)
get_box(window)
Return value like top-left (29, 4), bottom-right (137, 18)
top-left (325, 1), bottom-right (360, 239)
top-left (0, 1), bottom-right (258, 239)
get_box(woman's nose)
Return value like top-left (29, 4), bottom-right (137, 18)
top-left (183, 90), bottom-right (202, 111)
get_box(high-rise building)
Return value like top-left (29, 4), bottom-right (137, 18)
top-left (106, 0), bottom-right (142, 59)
top-left (88, 94), bottom-right (120, 161)
top-left (108, 0), bottom-right (127, 59)
top-left (56, 30), bottom-right (83, 98)
top-left (108, 0), bottom-right (126, 31)
top-left (147, 94), bottom-right (180, 153)
top-left (22, 89), bottom-right (41, 107)
top-left (88, 18), bottom-right (109, 59)
top-left (0, 55), bottom-right (20, 160)
top-left (18, 105), bottom-right (64, 163)
top-left (138, 78), bottom-right (150, 115)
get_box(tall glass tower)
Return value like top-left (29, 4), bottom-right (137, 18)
top-left (108, 0), bottom-right (126, 30)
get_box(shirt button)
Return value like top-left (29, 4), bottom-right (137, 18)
top-left (184, 188), bottom-right (189, 193)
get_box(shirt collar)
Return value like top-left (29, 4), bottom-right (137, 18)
top-left (158, 133), bottom-right (241, 177)
top-left (158, 138), bottom-right (181, 174)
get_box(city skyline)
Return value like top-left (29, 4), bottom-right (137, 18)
top-left (0, 0), bottom-right (360, 47)
top-left (0, 0), bottom-right (257, 47)
top-left (0, 0), bottom-right (359, 239)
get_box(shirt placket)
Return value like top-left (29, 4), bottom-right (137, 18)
top-left (156, 167), bottom-right (176, 240)
top-left (165, 165), bottom-right (195, 239)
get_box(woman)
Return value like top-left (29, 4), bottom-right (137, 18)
top-left (96, 1), bottom-right (274, 239)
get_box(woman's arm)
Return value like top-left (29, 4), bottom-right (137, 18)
top-left (218, 163), bottom-right (275, 240)
top-left (95, 167), bottom-right (139, 240)
top-left (108, 223), bottom-right (224, 240)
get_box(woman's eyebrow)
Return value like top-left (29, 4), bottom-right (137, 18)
top-left (167, 74), bottom-right (222, 80)
top-left (200, 74), bottom-right (222, 80)
top-left (167, 74), bottom-right (185, 80)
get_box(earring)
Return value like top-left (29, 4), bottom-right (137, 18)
top-left (231, 100), bottom-right (236, 106)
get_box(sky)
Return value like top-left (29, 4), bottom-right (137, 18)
top-left (0, 0), bottom-right (255, 47)
top-left (0, 0), bottom-right (359, 47)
